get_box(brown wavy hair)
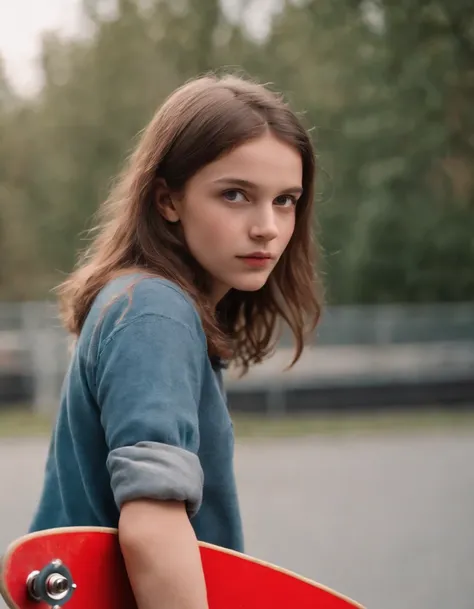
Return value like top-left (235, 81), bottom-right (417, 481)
top-left (56, 73), bottom-right (323, 373)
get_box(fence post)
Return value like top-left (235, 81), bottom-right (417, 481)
top-left (21, 302), bottom-right (63, 416)
top-left (265, 383), bottom-right (287, 417)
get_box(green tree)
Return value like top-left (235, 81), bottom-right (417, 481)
top-left (0, 0), bottom-right (473, 303)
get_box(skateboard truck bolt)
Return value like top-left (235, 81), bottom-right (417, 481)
top-left (46, 573), bottom-right (70, 598)
top-left (26, 559), bottom-right (77, 607)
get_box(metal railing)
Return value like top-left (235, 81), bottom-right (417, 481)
top-left (1, 301), bottom-right (474, 412)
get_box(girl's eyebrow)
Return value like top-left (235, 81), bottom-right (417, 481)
top-left (213, 177), bottom-right (303, 195)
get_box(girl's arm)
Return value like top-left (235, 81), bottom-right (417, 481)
top-left (119, 499), bottom-right (208, 609)
top-left (94, 287), bottom-right (209, 609)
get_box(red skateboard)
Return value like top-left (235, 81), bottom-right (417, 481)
top-left (0, 527), bottom-right (364, 609)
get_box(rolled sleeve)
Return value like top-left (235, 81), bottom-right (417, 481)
top-left (107, 441), bottom-right (203, 517)
top-left (95, 313), bottom-right (205, 516)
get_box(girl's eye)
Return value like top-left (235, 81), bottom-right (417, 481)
top-left (223, 190), bottom-right (246, 203)
top-left (275, 194), bottom-right (297, 207)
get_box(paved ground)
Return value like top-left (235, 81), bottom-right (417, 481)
top-left (1, 431), bottom-right (473, 609)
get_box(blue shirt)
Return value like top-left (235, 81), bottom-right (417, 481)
top-left (29, 274), bottom-right (244, 552)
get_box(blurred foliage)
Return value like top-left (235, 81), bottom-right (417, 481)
top-left (0, 0), bottom-right (473, 303)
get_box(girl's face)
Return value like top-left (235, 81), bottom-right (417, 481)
top-left (166, 132), bottom-right (303, 305)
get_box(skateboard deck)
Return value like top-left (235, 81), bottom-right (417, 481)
top-left (0, 527), bottom-right (364, 609)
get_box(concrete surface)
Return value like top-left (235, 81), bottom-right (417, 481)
top-left (1, 431), bottom-right (473, 609)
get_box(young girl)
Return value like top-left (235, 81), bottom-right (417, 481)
top-left (29, 73), bottom-right (322, 609)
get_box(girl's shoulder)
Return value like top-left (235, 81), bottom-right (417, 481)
top-left (82, 271), bottom-right (205, 350)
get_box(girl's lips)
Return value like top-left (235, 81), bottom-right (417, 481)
top-left (237, 256), bottom-right (272, 268)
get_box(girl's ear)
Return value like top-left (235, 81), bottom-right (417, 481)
top-left (155, 178), bottom-right (180, 223)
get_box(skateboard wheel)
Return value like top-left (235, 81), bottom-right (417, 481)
top-left (26, 559), bottom-right (77, 607)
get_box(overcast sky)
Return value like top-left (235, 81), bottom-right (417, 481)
top-left (0, 0), bottom-right (82, 94)
top-left (0, 0), bottom-right (278, 95)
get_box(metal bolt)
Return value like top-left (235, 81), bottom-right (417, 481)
top-left (46, 574), bottom-right (69, 600)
